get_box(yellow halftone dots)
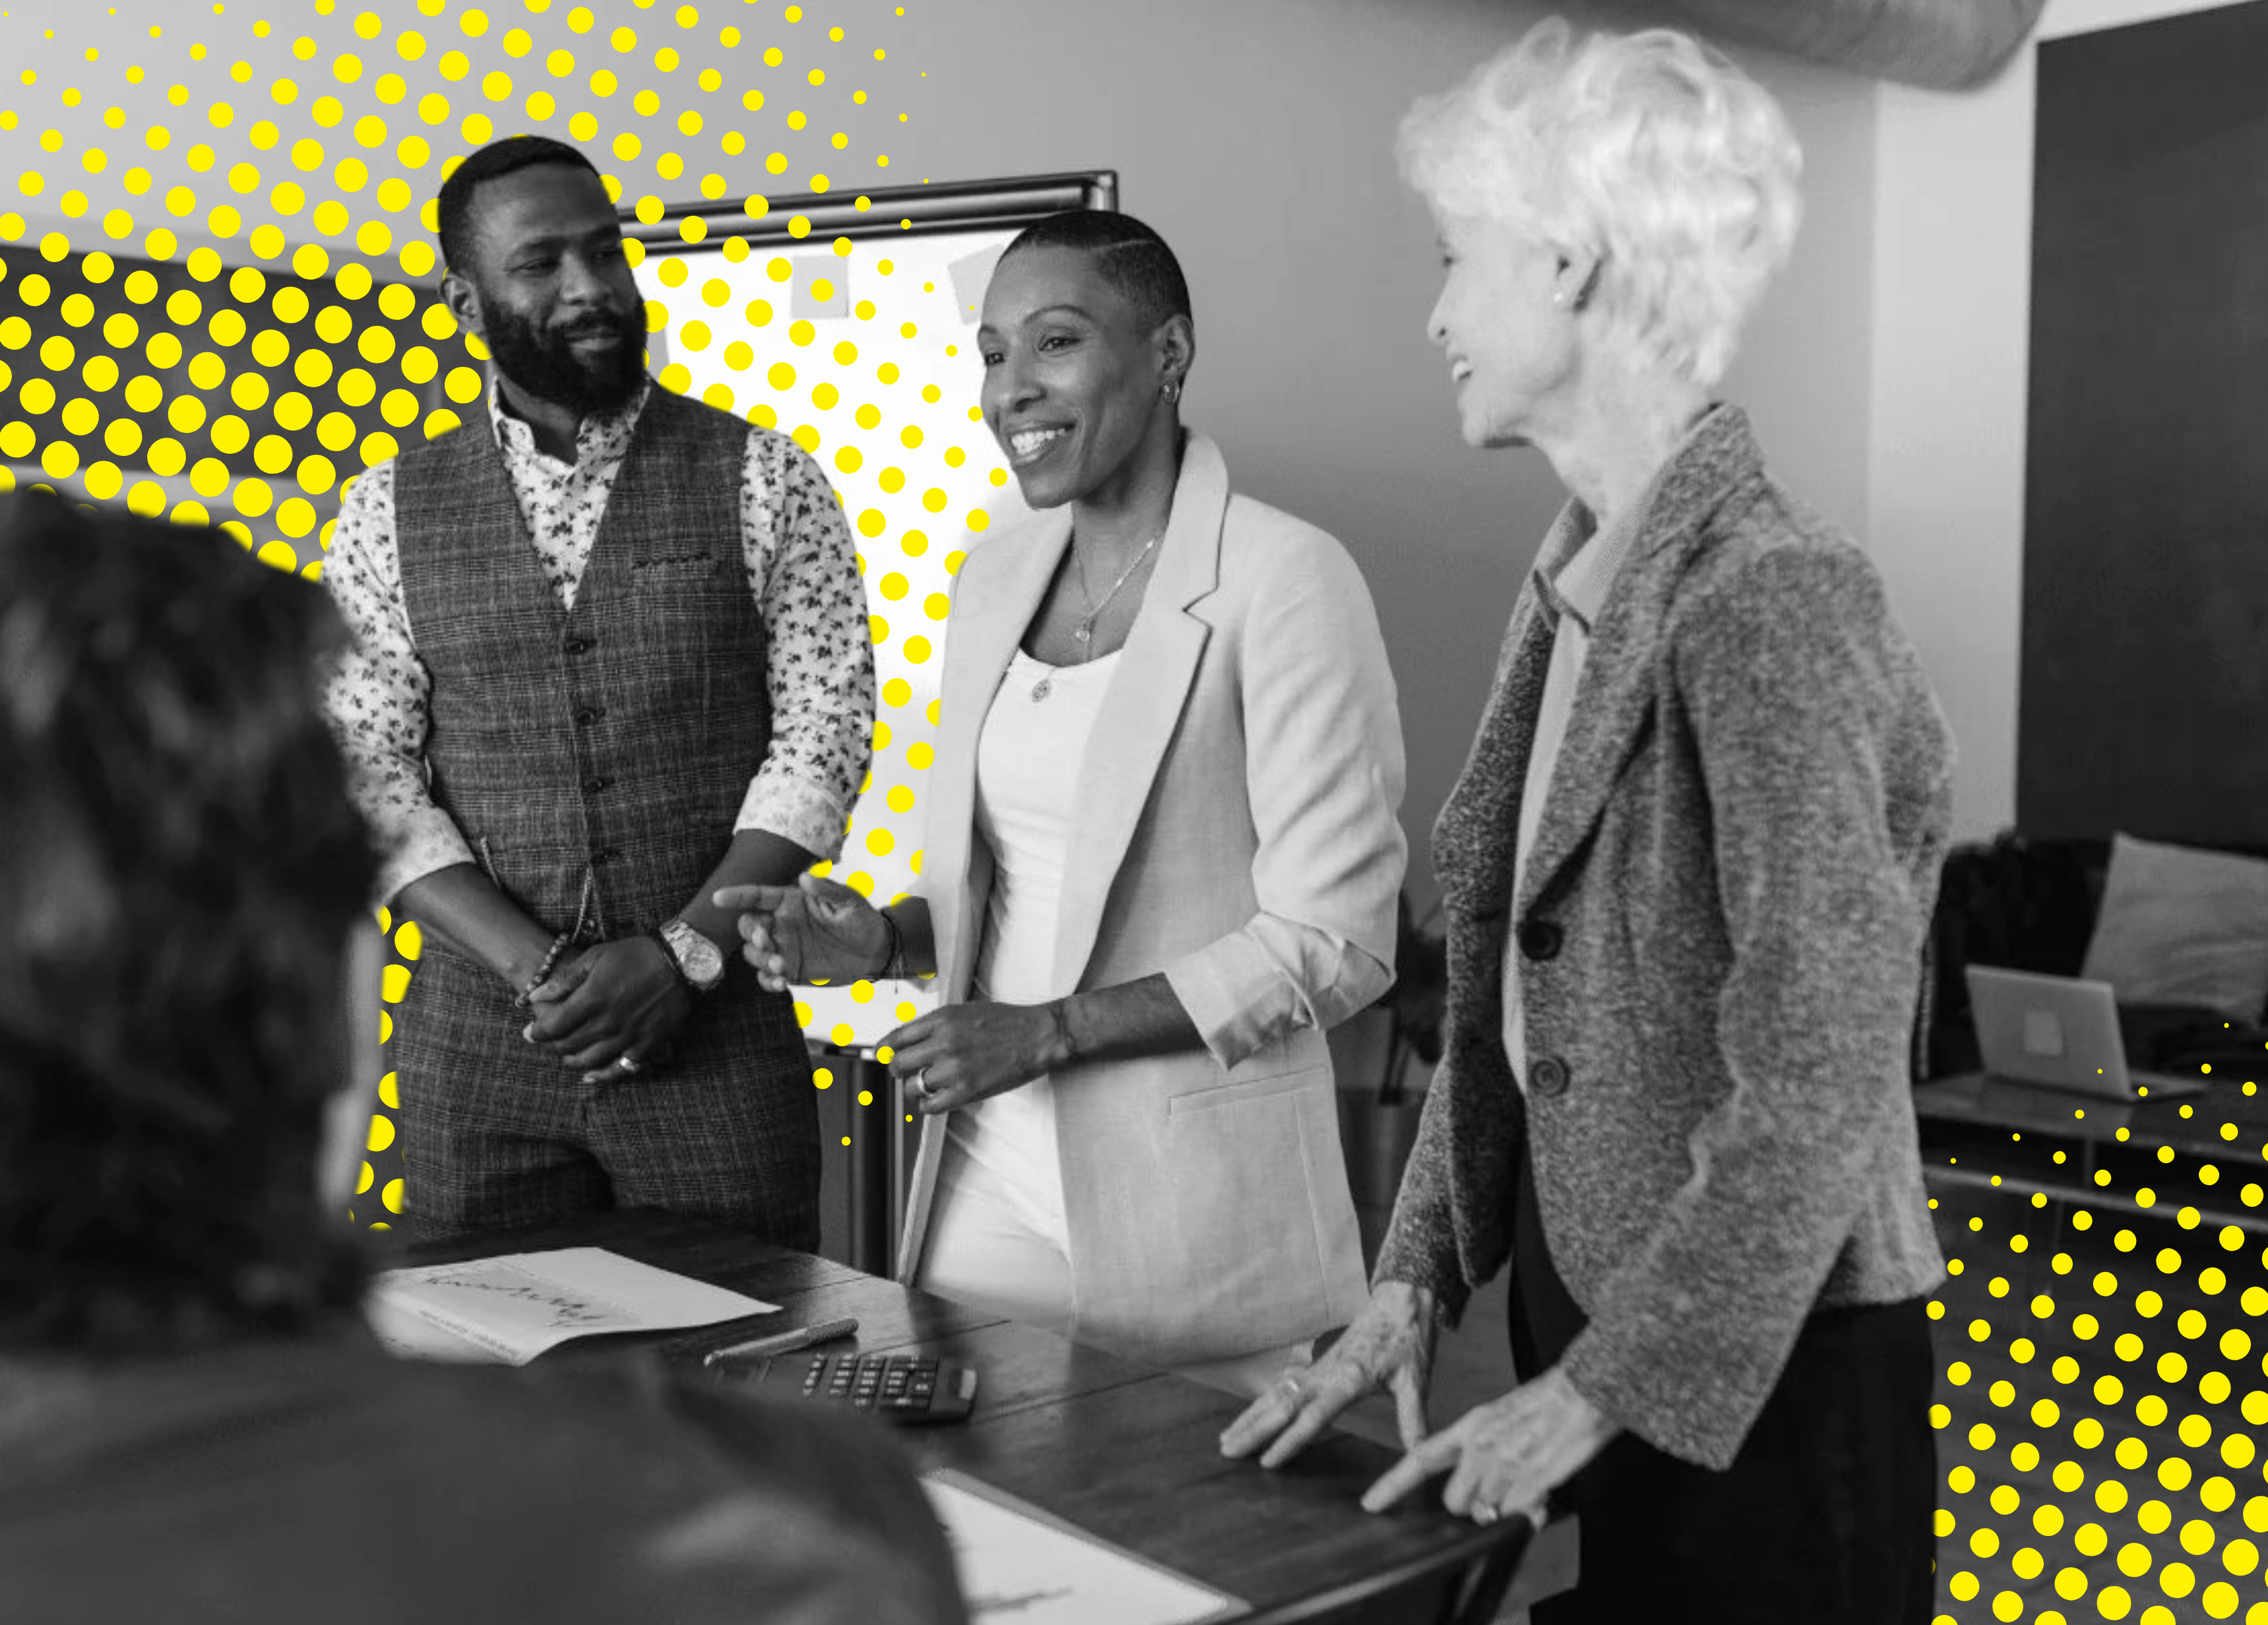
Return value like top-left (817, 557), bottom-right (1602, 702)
top-left (382, 1178), bottom-right (404, 1214)
top-left (381, 963), bottom-right (412, 1003)
top-left (829, 1023), bottom-right (854, 1047)
top-left (356, 1161), bottom-right (375, 1195)
top-left (379, 1011), bottom-right (393, 1042)
top-left (812, 1067), bottom-right (833, 1089)
top-left (394, 920), bottom-right (423, 959)
top-left (366, 1114), bottom-right (395, 1153)
top-left (378, 1072), bottom-right (400, 1110)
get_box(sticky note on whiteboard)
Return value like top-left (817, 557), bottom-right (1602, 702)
top-left (790, 256), bottom-right (850, 320)
top-left (2022, 1008), bottom-right (2065, 1058)
top-left (947, 243), bottom-right (1007, 324)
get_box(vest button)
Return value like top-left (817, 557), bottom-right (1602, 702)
top-left (1517, 920), bottom-right (1563, 961)
top-left (575, 707), bottom-right (603, 726)
top-left (563, 637), bottom-right (593, 656)
top-left (1529, 1056), bottom-right (1570, 1097)
top-left (594, 847), bottom-right (621, 864)
top-left (583, 776), bottom-right (610, 794)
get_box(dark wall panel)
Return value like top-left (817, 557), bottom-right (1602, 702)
top-left (2021, 3), bottom-right (2268, 846)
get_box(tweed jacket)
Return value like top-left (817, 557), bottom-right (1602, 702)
top-left (1373, 405), bottom-right (1954, 1471)
top-left (894, 432), bottom-right (1403, 1368)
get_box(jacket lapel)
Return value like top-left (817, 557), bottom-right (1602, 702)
top-left (1515, 405), bottom-right (1765, 917)
top-left (1432, 534), bottom-right (1564, 923)
top-left (926, 506), bottom-right (1073, 1002)
top-left (1048, 434), bottom-right (1228, 992)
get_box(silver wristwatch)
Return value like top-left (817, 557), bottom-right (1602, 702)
top-left (656, 918), bottom-right (727, 994)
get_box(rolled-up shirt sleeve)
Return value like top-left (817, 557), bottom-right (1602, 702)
top-left (1162, 531), bottom-right (1406, 1069)
top-left (317, 461), bottom-right (477, 906)
top-left (736, 431), bottom-right (877, 863)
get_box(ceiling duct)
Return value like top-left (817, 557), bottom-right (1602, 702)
top-left (1632, 0), bottom-right (2048, 88)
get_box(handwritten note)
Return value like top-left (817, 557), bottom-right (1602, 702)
top-left (367, 1248), bottom-right (776, 1365)
top-left (922, 1471), bottom-right (1242, 1625)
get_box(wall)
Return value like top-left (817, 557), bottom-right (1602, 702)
top-left (1866, 0), bottom-right (2261, 842)
top-left (3, 0), bottom-right (1883, 905)
top-left (884, 0), bottom-right (1883, 904)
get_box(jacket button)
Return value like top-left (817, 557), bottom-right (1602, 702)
top-left (575, 707), bottom-right (603, 726)
top-left (583, 776), bottom-right (610, 794)
top-left (563, 637), bottom-right (593, 656)
top-left (1529, 1056), bottom-right (1569, 1097)
top-left (1518, 920), bottom-right (1563, 961)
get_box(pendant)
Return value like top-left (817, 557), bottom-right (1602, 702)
top-left (1030, 676), bottom-right (1052, 702)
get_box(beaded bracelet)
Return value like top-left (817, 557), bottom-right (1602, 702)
top-left (513, 930), bottom-right (575, 1009)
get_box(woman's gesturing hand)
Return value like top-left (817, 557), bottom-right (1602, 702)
top-left (881, 1002), bottom-right (1069, 1115)
top-left (1218, 1281), bottom-right (1439, 1466)
top-left (712, 873), bottom-right (890, 990)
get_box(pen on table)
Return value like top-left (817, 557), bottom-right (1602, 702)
top-left (702, 1315), bottom-right (861, 1366)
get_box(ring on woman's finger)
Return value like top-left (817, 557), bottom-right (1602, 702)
top-left (1471, 1503), bottom-right (1498, 1527)
top-left (617, 1052), bottom-right (643, 1075)
top-left (1276, 1375), bottom-right (1305, 1403)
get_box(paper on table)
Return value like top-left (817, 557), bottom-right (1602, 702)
top-left (921, 1470), bottom-right (1244, 1625)
top-left (366, 1247), bottom-right (777, 1366)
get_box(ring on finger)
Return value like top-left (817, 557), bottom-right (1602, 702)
top-left (912, 1067), bottom-right (932, 1099)
top-left (617, 1052), bottom-right (643, 1075)
top-left (1472, 1503), bottom-right (1498, 1527)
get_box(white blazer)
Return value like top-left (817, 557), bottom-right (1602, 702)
top-left (895, 433), bottom-right (1407, 1366)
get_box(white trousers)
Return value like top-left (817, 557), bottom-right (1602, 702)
top-left (917, 1135), bottom-right (1313, 1401)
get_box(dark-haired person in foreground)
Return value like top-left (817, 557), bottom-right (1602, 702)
top-left (0, 494), bottom-right (962, 1624)
top-left (322, 135), bottom-right (874, 1242)
top-left (720, 211), bottom-right (1408, 1397)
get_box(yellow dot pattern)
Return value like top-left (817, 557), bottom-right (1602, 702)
top-left (634, 228), bottom-right (1019, 1053)
top-left (1933, 1085), bottom-right (2268, 1621)
top-left (4, 3), bottom-right (920, 1218)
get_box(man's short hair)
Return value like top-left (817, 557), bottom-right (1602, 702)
top-left (436, 134), bottom-right (606, 276)
top-left (0, 494), bottom-right (377, 1353)
top-left (997, 210), bottom-right (1193, 334)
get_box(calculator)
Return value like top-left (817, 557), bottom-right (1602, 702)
top-left (736, 1351), bottom-right (979, 1424)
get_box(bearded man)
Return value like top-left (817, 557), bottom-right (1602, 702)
top-left (321, 136), bottom-right (873, 1244)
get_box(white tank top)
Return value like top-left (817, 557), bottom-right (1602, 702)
top-left (950, 646), bottom-right (1121, 1248)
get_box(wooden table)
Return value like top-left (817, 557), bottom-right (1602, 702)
top-left (1914, 1071), bottom-right (2268, 1234)
top-left (396, 1209), bottom-right (1524, 1625)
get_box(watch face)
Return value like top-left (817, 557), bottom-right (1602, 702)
top-left (667, 922), bottom-right (726, 989)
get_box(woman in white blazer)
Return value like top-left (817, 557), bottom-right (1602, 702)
top-left (718, 210), bottom-right (1407, 1395)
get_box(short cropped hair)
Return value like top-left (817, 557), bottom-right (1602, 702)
top-left (998, 210), bottom-right (1193, 335)
top-left (1397, 19), bottom-right (1802, 388)
top-left (0, 494), bottom-right (376, 1353)
top-left (436, 134), bottom-right (606, 276)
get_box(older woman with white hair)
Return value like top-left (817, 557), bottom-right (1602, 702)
top-left (1224, 20), bottom-right (1951, 1620)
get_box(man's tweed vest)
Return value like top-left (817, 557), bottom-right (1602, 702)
top-left (397, 387), bottom-right (769, 939)
top-left (387, 387), bottom-right (817, 1242)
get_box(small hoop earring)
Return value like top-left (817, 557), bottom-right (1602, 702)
top-left (1160, 379), bottom-right (1183, 404)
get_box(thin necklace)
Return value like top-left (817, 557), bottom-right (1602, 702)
top-left (1032, 529), bottom-right (1160, 702)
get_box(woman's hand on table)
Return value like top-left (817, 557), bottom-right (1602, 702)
top-left (1219, 1281), bottom-right (1439, 1465)
top-left (713, 874), bottom-right (888, 990)
top-left (1360, 1365), bottom-right (1618, 1528)
top-left (881, 1002), bottom-right (1068, 1114)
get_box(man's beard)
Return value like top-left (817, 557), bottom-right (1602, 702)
top-left (480, 296), bottom-right (646, 417)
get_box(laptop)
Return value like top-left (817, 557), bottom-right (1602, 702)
top-left (1966, 965), bottom-right (2209, 1100)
